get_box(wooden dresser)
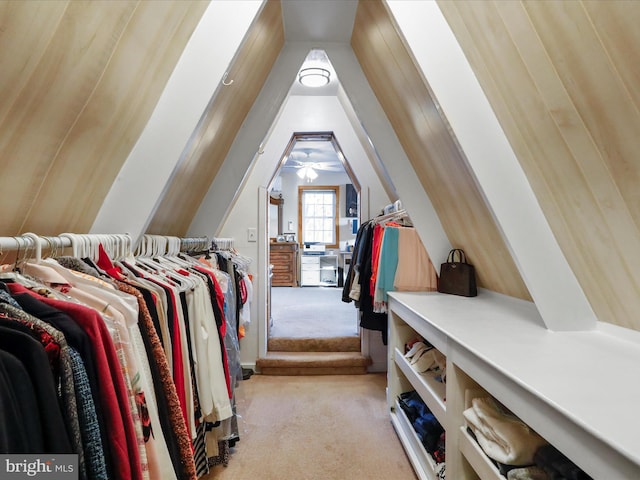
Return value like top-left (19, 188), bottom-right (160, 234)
top-left (269, 242), bottom-right (298, 287)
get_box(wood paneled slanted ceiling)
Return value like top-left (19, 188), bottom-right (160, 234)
top-left (146, 0), bottom-right (284, 236)
top-left (0, 0), bottom-right (208, 236)
top-left (438, 0), bottom-right (640, 331)
top-left (351, 0), bottom-right (530, 301)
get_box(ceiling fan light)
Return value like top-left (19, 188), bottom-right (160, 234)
top-left (298, 67), bottom-right (330, 87)
top-left (296, 166), bottom-right (318, 182)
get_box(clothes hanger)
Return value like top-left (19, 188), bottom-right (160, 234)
top-left (129, 236), bottom-right (193, 289)
top-left (0, 237), bottom-right (29, 281)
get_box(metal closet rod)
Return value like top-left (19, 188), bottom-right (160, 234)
top-left (136, 235), bottom-right (211, 257)
top-left (0, 233), bottom-right (215, 261)
top-left (0, 233), bottom-right (134, 262)
top-left (0, 234), bottom-right (72, 252)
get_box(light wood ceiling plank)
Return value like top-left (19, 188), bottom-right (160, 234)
top-left (524, 1), bottom-right (640, 226)
top-left (353, 0), bottom-right (530, 299)
top-left (0, 1), bottom-right (138, 236)
top-left (583, 1), bottom-right (640, 112)
top-left (147, 0), bottom-right (285, 236)
top-left (0, 1), bottom-right (68, 126)
top-left (496, 1), bottom-right (640, 328)
top-left (444, 0), bottom-right (630, 326)
top-left (521, 0), bottom-right (640, 328)
top-left (21, 1), bottom-right (209, 235)
top-left (439, 0), bottom-right (640, 329)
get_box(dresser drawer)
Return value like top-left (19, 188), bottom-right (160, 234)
top-left (269, 244), bottom-right (298, 287)
top-left (301, 255), bottom-right (320, 265)
top-left (271, 243), bottom-right (298, 252)
top-left (272, 262), bottom-right (293, 273)
top-left (270, 252), bottom-right (293, 263)
top-left (272, 272), bottom-right (295, 286)
top-left (301, 270), bottom-right (320, 286)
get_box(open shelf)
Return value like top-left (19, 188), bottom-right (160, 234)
top-left (391, 399), bottom-right (442, 480)
top-left (394, 347), bottom-right (446, 425)
top-left (387, 291), bottom-right (640, 479)
top-left (300, 254), bottom-right (338, 286)
top-left (458, 426), bottom-right (503, 480)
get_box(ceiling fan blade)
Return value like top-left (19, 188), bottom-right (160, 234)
top-left (312, 162), bottom-right (344, 171)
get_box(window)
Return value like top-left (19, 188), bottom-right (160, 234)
top-left (298, 186), bottom-right (339, 248)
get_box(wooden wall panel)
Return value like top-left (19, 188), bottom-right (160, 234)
top-left (0, 0), bottom-right (207, 236)
top-left (0, 1), bottom-right (68, 124)
top-left (437, 0), bottom-right (640, 330)
top-left (352, 0), bottom-right (531, 300)
top-left (146, 0), bottom-right (284, 236)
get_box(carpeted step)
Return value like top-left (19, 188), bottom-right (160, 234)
top-left (268, 336), bottom-right (360, 352)
top-left (256, 351), bottom-right (372, 375)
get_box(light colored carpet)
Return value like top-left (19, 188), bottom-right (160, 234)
top-left (268, 336), bottom-right (361, 352)
top-left (270, 286), bottom-right (359, 338)
top-left (205, 374), bottom-right (417, 480)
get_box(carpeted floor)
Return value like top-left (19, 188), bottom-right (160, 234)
top-left (270, 286), bottom-right (359, 338)
top-left (205, 374), bottom-right (417, 480)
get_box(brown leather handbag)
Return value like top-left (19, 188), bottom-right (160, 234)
top-left (437, 249), bottom-right (477, 297)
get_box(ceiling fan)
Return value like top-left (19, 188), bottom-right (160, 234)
top-left (287, 148), bottom-right (344, 181)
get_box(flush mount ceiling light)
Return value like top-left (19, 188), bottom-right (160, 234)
top-left (298, 67), bottom-right (330, 87)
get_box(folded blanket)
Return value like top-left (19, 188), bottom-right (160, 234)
top-left (464, 397), bottom-right (548, 466)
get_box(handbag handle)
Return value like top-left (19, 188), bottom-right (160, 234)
top-left (447, 248), bottom-right (467, 264)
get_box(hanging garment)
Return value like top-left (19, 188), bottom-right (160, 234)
top-left (9, 287), bottom-right (116, 478)
top-left (394, 228), bottom-right (437, 291)
top-left (1, 235), bottom-right (246, 480)
top-left (7, 283), bottom-right (144, 480)
top-left (373, 226), bottom-right (400, 313)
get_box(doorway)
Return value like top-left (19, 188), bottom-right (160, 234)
top-left (266, 132), bottom-right (361, 350)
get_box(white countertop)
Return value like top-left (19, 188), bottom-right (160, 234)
top-left (388, 289), bottom-right (640, 474)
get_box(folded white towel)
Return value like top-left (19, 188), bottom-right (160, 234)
top-left (405, 341), bottom-right (428, 359)
top-left (413, 348), bottom-right (446, 374)
top-left (463, 397), bottom-right (547, 466)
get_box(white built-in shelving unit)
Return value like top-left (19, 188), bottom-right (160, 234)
top-left (300, 254), bottom-right (338, 287)
top-left (387, 290), bottom-right (640, 480)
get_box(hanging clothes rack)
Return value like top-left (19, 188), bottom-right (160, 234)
top-left (0, 234), bottom-right (71, 261)
top-left (0, 233), bottom-right (134, 264)
top-left (60, 233), bottom-right (133, 261)
top-left (212, 237), bottom-right (234, 251)
top-left (0, 233), bottom-right (218, 263)
top-left (180, 236), bottom-right (210, 254)
top-left (382, 199), bottom-right (403, 216)
top-left (0, 231), bottom-right (245, 477)
top-left (134, 235), bottom-right (211, 257)
top-left (372, 208), bottom-right (412, 226)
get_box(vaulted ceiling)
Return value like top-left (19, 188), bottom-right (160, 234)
top-left (2, 0), bottom-right (640, 332)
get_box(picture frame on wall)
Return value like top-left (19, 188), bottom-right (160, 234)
top-left (345, 184), bottom-right (358, 217)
